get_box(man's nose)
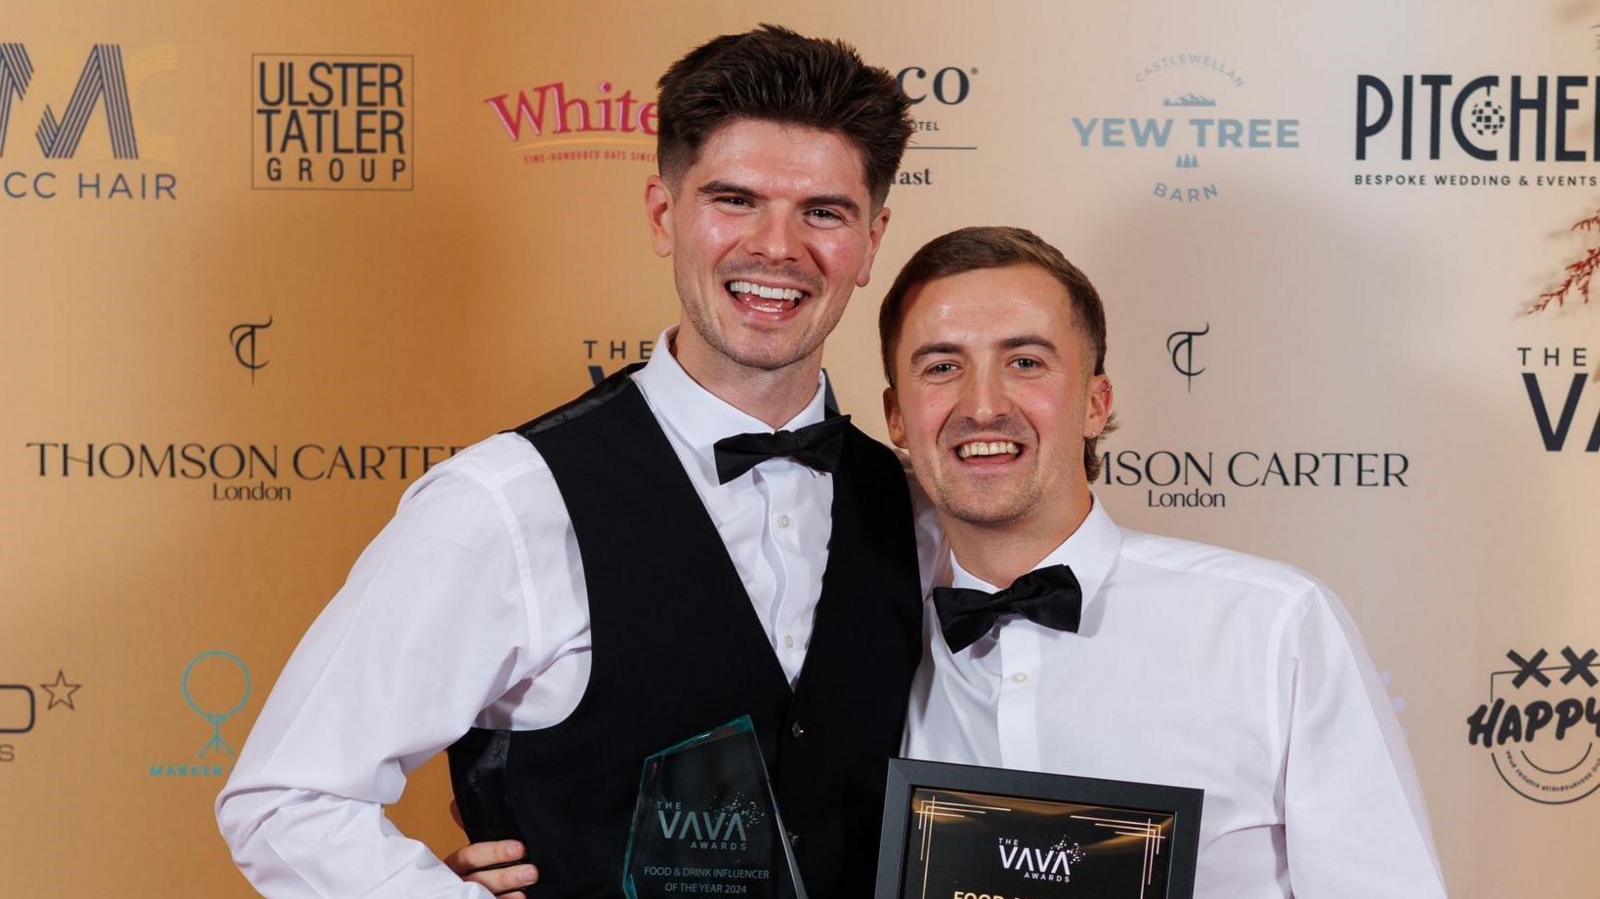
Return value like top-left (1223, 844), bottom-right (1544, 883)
top-left (743, 209), bottom-right (801, 263)
top-left (955, 364), bottom-right (1014, 425)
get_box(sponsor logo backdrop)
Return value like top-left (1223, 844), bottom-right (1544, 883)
top-left (1, 2), bottom-right (1595, 896)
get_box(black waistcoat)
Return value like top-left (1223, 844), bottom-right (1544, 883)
top-left (448, 366), bottom-right (922, 899)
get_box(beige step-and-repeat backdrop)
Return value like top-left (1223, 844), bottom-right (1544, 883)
top-left (3, 1), bottom-right (1596, 895)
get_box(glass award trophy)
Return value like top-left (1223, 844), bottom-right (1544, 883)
top-left (623, 716), bottom-right (807, 899)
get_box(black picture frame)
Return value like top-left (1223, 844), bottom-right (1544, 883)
top-left (875, 759), bottom-right (1204, 899)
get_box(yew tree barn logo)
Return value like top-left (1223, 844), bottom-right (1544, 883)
top-left (1466, 647), bottom-right (1600, 804)
top-left (254, 54), bottom-right (413, 190)
top-left (1072, 54), bottom-right (1300, 205)
top-left (0, 42), bottom-right (178, 201)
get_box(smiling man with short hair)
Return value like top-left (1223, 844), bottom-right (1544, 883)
top-left (217, 26), bottom-right (925, 899)
top-left (883, 226), bottom-right (1449, 899)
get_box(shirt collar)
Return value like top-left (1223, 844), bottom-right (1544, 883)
top-left (632, 326), bottom-right (829, 483)
top-left (948, 495), bottom-right (1123, 620)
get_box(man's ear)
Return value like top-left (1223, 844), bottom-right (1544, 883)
top-left (883, 384), bottom-right (908, 449)
top-left (1084, 374), bottom-right (1114, 438)
top-left (645, 175), bottom-right (675, 258)
top-left (855, 205), bottom-right (891, 287)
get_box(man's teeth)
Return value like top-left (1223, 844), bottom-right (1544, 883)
top-left (957, 441), bottom-right (1020, 459)
top-left (728, 281), bottom-right (805, 301)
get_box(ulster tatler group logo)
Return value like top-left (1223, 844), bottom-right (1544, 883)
top-left (1467, 646), bottom-right (1600, 804)
top-left (253, 54), bottom-right (413, 190)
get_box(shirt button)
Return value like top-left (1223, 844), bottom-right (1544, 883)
top-left (791, 720), bottom-right (805, 739)
top-left (1011, 672), bottom-right (1029, 684)
top-left (777, 514), bottom-right (791, 530)
top-left (784, 634), bottom-right (795, 649)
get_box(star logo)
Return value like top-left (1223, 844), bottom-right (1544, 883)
top-left (39, 670), bottom-right (81, 711)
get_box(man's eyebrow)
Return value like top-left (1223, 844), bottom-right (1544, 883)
top-left (697, 180), bottom-right (760, 200)
top-left (695, 181), bottom-right (861, 218)
top-left (1000, 334), bottom-right (1059, 353)
top-left (908, 342), bottom-right (964, 365)
top-left (803, 193), bottom-right (861, 217)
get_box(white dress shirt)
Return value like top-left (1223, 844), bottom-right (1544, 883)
top-left (903, 498), bottom-right (1448, 899)
top-left (217, 329), bottom-right (860, 898)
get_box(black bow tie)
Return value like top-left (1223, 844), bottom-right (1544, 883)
top-left (932, 564), bottom-right (1083, 654)
top-left (712, 415), bottom-right (851, 484)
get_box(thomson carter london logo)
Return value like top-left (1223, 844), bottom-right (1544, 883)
top-left (231, 317), bottom-right (272, 383)
top-left (0, 43), bottom-right (178, 201)
top-left (1072, 54), bottom-right (1300, 205)
top-left (253, 54), bottom-right (413, 190)
top-left (997, 836), bottom-right (1085, 883)
top-left (1166, 324), bottom-right (1209, 392)
top-left (653, 796), bottom-right (763, 851)
top-left (484, 78), bottom-right (658, 167)
top-left (1466, 647), bottom-right (1600, 804)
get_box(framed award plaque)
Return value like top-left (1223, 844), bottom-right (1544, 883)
top-left (874, 759), bottom-right (1203, 899)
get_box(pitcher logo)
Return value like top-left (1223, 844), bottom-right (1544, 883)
top-left (1357, 75), bottom-right (1600, 163)
top-left (996, 836), bottom-right (1085, 883)
top-left (653, 797), bottom-right (762, 851)
top-left (1466, 646), bottom-right (1600, 804)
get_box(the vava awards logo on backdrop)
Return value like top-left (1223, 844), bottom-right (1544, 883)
top-left (0, 669), bottom-right (83, 764)
top-left (1510, 24), bottom-right (1599, 453)
top-left (253, 54), bottom-right (413, 190)
top-left (0, 43), bottom-right (178, 201)
top-left (895, 63), bottom-right (981, 188)
top-left (1515, 346), bottom-right (1596, 453)
top-left (1071, 54), bottom-right (1300, 205)
top-left (151, 650), bottom-right (251, 778)
top-left (1466, 646), bottom-right (1600, 804)
top-left (484, 76), bottom-right (659, 167)
top-left (582, 335), bottom-right (658, 385)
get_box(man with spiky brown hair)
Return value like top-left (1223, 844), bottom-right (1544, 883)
top-left (218, 26), bottom-right (925, 899)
